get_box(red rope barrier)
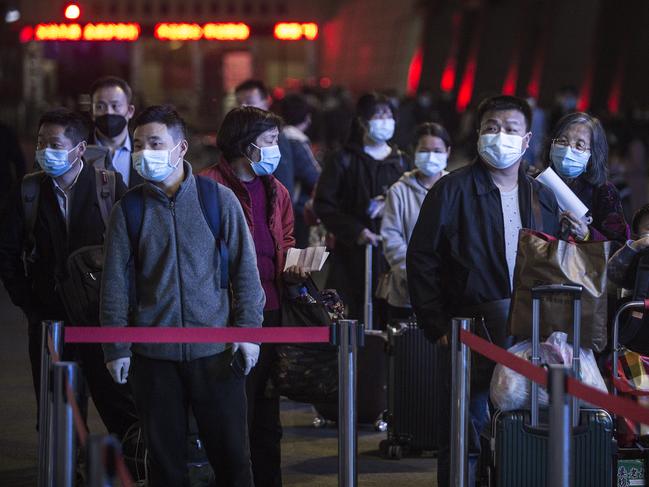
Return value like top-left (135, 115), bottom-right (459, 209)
top-left (459, 328), bottom-right (649, 426)
top-left (65, 326), bottom-right (331, 344)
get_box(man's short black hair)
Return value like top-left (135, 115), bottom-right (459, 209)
top-left (632, 204), bottom-right (649, 235)
top-left (217, 107), bottom-right (282, 162)
top-left (132, 105), bottom-right (187, 142)
top-left (90, 75), bottom-right (133, 103)
top-left (476, 95), bottom-right (532, 132)
top-left (234, 79), bottom-right (269, 99)
top-left (281, 93), bottom-right (310, 126)
top-left (38, 108), bottom-right (89, 145)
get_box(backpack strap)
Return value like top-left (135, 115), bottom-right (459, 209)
top-left (95, 168), bottom-right (117, 230)
top-left (194, 175), bottom-right (229, 289)
top-left (21, 172), bottom-right (45, 251)
top-left (120, 186), bottom-right (145, 261)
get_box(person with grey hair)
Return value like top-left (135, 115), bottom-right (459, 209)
top-left (544, 111), bottom-right (629, 244)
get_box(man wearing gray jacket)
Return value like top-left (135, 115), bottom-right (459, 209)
top-left (101, 105), bottom-right (264, 486)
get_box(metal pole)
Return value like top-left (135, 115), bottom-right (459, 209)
top-left (547, 365), bottom-right (572, 487)
top-left (571, 298), bottom-right (582, 427)
top-left (364, 243), bottom-right (373, 331)
top-left (531, 298), bottom-right (541, 427)
top-left (52, 362), bottom-right (79, 487)
top-left (450, 317), bottom-right (473, 487)
top-left (87, 435), bottom-right (120, 487)
top-left (338, 319), bottom-right (360, 487)
top-left (38, 320), bottom-right (64, 487)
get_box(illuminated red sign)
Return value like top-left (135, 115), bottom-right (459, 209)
top-left (21, 23), bottom-right (140, 42)
top-left (274, 23), bottom-right (318, 41)
top-left (204, 23), bottom-right (250, 41)
top-left (155, 22), bottom-right (251, 41)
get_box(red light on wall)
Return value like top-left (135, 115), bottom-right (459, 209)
top-left (83, 23), bottom-right (140, 41)
top-left (154, 23), bottom-right (202, 41)
top-left (19, 26), bottom-right (34, 43)
top-left (34, 23), bottom-right (83, 41)
top-left (274, 23), bottom-right (318, 41)
top-left (406, 47), bottom-right (423, 96)
top-left (203, 23), bottom-right (250, 40)
top-left (440, 13), bottom-right (462, 93)
top-left (64, 3), bottom-right (81, 20)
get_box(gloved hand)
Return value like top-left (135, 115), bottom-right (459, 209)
top-left (233, 342), bottom-right (260, 375)
top-left (106, 358), bottom-right (130, 384)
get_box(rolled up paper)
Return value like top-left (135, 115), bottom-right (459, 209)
top-left (535, 167), bottom-right (590, 222)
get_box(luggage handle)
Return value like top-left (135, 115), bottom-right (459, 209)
top-left (530, 283), bottom-right (582, 428)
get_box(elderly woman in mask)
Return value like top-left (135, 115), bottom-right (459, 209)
top-left (314, 92), bottom-right (409, 324)
top-left (545, 112), bottom-right (628, 244)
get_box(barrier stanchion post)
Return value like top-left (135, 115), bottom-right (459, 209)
top-left (364, 244), bottom-right (373, 331)
top-left (52, 361), bottom-right (79, 487)
top-left (531, 297), bottom-right (541, 426)
top-left (571, 296), bottom-right (582, 427)
top-left (38, 320), bottom-right (63, 487)
top-left (450, 317), bottom-right (473, 487)
top-left (87, 435), bottom-right (120, 487)
top-left (336, 319), bottom-right (363, 487)
top-left (547, 365), bottom-right (572, 487)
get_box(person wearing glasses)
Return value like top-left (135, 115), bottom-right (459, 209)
top-left (545, 112), bottom-right (629, 244)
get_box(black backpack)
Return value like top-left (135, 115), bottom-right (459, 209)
top-left (22, 168), bottom-right (117, 326)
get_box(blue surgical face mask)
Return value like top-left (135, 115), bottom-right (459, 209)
top-left (414, 151), bottom-right (447, 176)
top-left (35, 144), bottom-right (80, 177)
top-left (550, 143), bottom-right (591, 179)
top-left (249, 143), bottom-right (281, 176)
top-left (478, 133), bottom-right (526, 169)
top-left (368, 118), bottom-right (395, 142)
top-left (132, 142), bottom-right (182, 182)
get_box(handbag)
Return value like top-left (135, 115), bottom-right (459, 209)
top-left (508, 229), bottom-right (611, 351)
top-left (272, 279), bottom-right (344, 404)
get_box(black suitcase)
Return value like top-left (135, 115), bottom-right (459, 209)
top-left (490, 284), bottom-right (614, 486)
top-left (379, 320), bottom-right (441, 459)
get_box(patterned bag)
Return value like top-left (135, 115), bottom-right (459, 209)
top-left (272, 281), bottom-right (344, 404)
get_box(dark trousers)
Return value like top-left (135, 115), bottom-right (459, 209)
top-left (246, 309), bottom-right (283, 487)
top-left (129, 352), bottom-right (253, 487)
top-left (28, 320), bottom-right (137, 437)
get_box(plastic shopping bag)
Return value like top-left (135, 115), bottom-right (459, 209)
top-left (490, 332), bottom-right (607, 411)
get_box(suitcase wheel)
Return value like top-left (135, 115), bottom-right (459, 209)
top-left (379, 440), bottom-right (403, 460)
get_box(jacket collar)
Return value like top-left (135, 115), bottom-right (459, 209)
top-left (144, 161), bottom-right (194, 201)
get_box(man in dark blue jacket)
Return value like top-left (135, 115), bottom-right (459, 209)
top-left (407, 95), bottom-right (560, 487)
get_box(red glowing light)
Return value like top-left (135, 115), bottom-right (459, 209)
top-left (274, 23), bottom-right (318, 41)
top-left (456, 58), bottom-right (477, 112)
top-left (501, 63), bottom-right (518, 96)
top-left (440, 13), bottom-right (462, 93)
top-left (154, 23), bottom-right (202, 41)
top-left (272, 87), bottom-right (286, 100)
top-left (406, 47), bottom-right (423, 96)
top-left (64, 3), bottom-right (81, 20)
top-left (34, 23), bottom-right (82, 41)
top-left (19, 26), bottom-right (34, 43)
top-left (577, 65), bottom-right (593, 112)
top-left (203, 23), bottom-right (250, 40)
top-left (83, 23), bottom-right (140, 41)
top-left (319, 77), bottom-right (332, 89)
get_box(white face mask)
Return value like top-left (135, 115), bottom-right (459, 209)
top-left (414, 151), bottom-right (447, 176)
top-left (550, 143), bottom-right (591, 179)
top-left (132, 142), bottom-right (182, 182)
top-left (368, 118), bottom-right (395, 142)
top-left (478, 133), bottom-right (527, 169)
top-left (248, 143), bottom-right (281, 176)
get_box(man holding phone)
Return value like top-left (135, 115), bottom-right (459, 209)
top-left (100, 105), bottom-right (265, 486)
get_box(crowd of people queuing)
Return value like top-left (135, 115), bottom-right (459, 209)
top-left (0, 72), bottom-right (648, 487)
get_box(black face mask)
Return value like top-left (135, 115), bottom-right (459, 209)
top-left (94, 114), bottom-right (128, 138)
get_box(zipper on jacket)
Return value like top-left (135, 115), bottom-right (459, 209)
top-left (170, 198), bottom-right (186, 361)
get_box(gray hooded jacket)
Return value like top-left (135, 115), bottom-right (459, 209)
top-left (101, 163), bottom-right (265, 362)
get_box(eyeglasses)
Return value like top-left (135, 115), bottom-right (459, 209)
top-left (552, 137), bottom-right (591, 154)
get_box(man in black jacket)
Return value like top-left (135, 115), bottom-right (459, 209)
top-left (0, 108), bottom-right (137, 438)
top-left (407, 95), bottom-right (560, 486)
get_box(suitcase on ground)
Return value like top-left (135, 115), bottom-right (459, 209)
top-left (314, 244), bottom-right (388, 427)
top-left (379, 320), bottom-right (441, 459)
top-left (490, 284), bottom-right (614, 487)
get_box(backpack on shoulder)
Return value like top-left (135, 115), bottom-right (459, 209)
top-left (22, 168), bottom-right (117, 326)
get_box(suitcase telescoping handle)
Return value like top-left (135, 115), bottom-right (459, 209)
top-left (530, 284), bottom-right (583, 427)
top-left (611, 299), bottom-right (649, 396)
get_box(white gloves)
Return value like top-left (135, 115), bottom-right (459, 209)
top-left (233, 342), bottom-right (260, 375)
top-left (106, 358), bottom-right (130, 384)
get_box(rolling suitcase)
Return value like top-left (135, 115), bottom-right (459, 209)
top-left (379, 320), bottom-right (442, 459)
top-left (314, 244), bottom-right (388, 427)
top-left (490, 284), bottom-right (614, 487)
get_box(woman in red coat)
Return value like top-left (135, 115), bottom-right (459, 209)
top-left (201, 106), bottom-right (307, 487)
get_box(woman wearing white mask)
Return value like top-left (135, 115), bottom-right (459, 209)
top-left (379, 123), bottom-right (450, 319)
top-left (201, 107), bottom-right (308, 487)
top-left (545, 112), bottom-right (628, 244)
top-left (314, 93), bottom-right (409, 325)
